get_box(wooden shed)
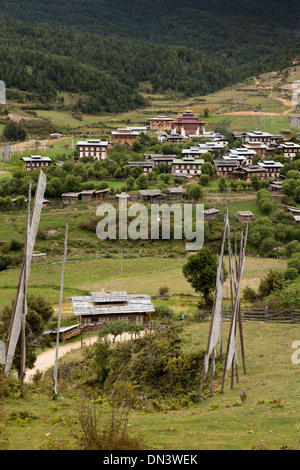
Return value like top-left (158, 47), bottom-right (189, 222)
top-left (80, 189), bottom-right (96, 201)
top-left (139, 189), bottom-right (167, 203)
top-left (237, 211), bottom-right (254, 223)
top-left (45, 324), bottom-right (80, 342)
top-left (61, 192), bottom-right (81, 204)
top-left (42, 199), bottom-right (52, 208)
top-left (168, 187), bottom-right (185, 200)
top-left (95, 188), bottom-right (109, 200)
top-left (203, 208), bottom-right (220, 221)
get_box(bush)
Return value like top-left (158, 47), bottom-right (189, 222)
top-left (0, 255), bottom-right (12, 271)
top-left (10, 239), bottom-right (23, 251)
top-left (154, 305), bottom-right (174, 319)
top-left (159, 286), bottom-right (169, 296)
top-left (243, 286), bottom-right (258, 303)
top-left (199, 174), bottom-right (210, 186)
top-left (284, 268), bottom-right (298, 281)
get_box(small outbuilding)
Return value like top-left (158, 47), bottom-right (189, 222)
top-left (168, 187), bottom-right (185, 200)
top-left (237, 211), bottom-right (254, 223)
top-left (202, 208), bottom-right (220, 221)
top-left (80, 189), bottom-right (96, 201)
top-left (61, 192), bottom-right (81, 204)
top-left (139, 189), bottom-right (167, 203)
top-left (95, 188), bottom-right (109, 200)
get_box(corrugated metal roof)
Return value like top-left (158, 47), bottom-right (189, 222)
top-left (71, 291), bottom-right (155, 317)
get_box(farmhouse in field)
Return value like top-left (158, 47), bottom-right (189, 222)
top-left (71, 291), bottom-right (155, 327)
top-left (76, 139), bottom-right (109, 160)
top-left (21, 155), bottom-right (52, 172)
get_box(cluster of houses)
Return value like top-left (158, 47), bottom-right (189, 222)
top-left (20, 109), bottom-right (300, 189)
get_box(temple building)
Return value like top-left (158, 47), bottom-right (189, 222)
top-left (170, 110), bottom-right (205, 137)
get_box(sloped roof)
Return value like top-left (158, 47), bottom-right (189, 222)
top-left (71, 291), bottom-right (155, 317)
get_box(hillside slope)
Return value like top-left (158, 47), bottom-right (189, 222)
top-left (2, 0), bottom-right (300, 67)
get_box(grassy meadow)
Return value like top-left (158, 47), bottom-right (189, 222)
top-left (0, 66), bottom-right (300, 451)
top-left (1, 320), bottom-right (299, 450)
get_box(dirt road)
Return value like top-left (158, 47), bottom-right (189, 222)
top-left (24, 332), bottom-right (142, 383)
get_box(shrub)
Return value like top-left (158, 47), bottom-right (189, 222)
top-left (154, 305), bottom-right (174, 319)
top-left (158, 286), bottom-right (169, 296)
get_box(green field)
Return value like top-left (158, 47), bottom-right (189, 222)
top-left (1, 320), bottom-right (299, 450)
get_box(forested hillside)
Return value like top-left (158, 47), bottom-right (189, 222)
top-left (0, 0), bottom-right (299, 114)
top-left (0, 16), bottom-right (231, 112)
top-left (2, 0), bottom-right (300, 66)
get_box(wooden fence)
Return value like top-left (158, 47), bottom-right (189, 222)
top-left (222, 307), bottom-right (300, 324)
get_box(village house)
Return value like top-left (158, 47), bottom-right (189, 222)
top-left (198, 141), bottom-right (225, 156)
top-left (144, 154), bottom-right (176, 167)
top-left (228, 148), bottom-right (257, 165)
top-left (76, 139), bottom-right (109, 161)
top-left (278, 142), bottom-right (300, 160)
top-left (201, 131), bottom-right (227, 143)
top-left (182, 147), bottom-right (209, 159)
top-left (157, 132), bottom-right (187, 144)
top-left (71, 291), bottom-right (155, 327)
top-left (21, 155), bottom-right (52, 172)
top-left (242, 141), bottom-right (275, 159)
top-left (241, 131), bottom-right (282, 146)
top-left (222, 155), bottom-right (247, 167)
top-left (213, 160), bottom-right (239, 177)
top-left (148, 115), bottom-right (174, 131)
top-left (171, 157), bottom-right (204, 177)
top-left (232, 165), bottom-right (267, 182)
top-left (170, 109), bottom-right (205, 137)
top-left (257, 161), bottom-right (283, 179)
top-left (120, 126), bottom-right (148, 133)
top-left (128, 161), bottom-right (154, 173)
top-left (237, 211), bottom-right (254, 224)
top-left (110, 130), bottom-right (139, 145)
